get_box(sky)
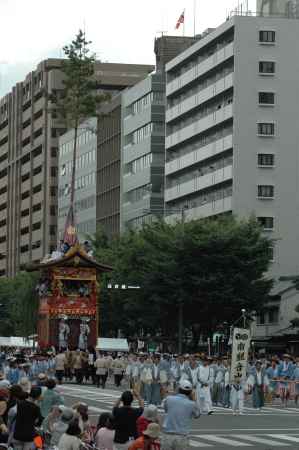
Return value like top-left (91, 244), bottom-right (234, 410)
top-left (0, 0), bottom-right (256, 96)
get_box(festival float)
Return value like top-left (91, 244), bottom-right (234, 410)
top-left (26, 130), bottom-right (112, 350)
top-left (27, 242), bottom-right (112, 350)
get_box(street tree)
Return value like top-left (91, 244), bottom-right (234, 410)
top-left (92, 216), bottom-right (274, 351)
top-left (0, 272), bottom-right (39, 337)
top-left (50, 30), bottom-right (109, 237)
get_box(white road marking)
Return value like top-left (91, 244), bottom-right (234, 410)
top-left (189, 440), bottom-right (212, 447)
top-left (268, 434), bottom-right (299, 443)
top-left (190, 429), bottom-right (299, 432)
top-left (233, 434), bottom-right (290, 446)
top-left (196, 435), bottom-right (252, 446)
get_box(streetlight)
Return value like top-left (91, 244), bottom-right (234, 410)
top-left (241, 308), bottom-right (246, 328)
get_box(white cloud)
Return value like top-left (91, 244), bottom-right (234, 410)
top-left (0, 0), bottom-right (256, 96)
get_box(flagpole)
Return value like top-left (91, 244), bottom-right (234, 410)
top-left (193, 0), bottom-right (196, 37)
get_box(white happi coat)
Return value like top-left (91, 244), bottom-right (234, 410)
top-left (196, 365), bottom-right (214, 403)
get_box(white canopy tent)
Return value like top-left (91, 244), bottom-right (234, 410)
top-left (96, 338), bottom-right (129, 352)
top-left (0, 337), bottom-right (34, 348)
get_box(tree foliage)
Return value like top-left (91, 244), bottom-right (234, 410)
top-left (0, 272), bottom-right (39, 337)
top-left (50, 29), bottom-right (108, 128)
top-left (93, 217), bottom-right (274, 348)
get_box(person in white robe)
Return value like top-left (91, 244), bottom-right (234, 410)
top-left (196, 357), bottom-right (214, 415)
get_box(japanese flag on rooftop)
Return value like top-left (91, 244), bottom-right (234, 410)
top-left (175, 10), bottom-right (185, 29)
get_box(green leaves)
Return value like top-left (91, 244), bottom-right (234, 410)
top-left (0, 272), bottom-right (39, 337)
top-left (51, 29), bottom-right (109, 129)
top-left (92, 217), bottom-right (274, 343)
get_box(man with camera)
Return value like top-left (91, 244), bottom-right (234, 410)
top-left (161, 379), bottom-right (200, 450)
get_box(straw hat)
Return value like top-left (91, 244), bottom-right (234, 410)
top-left (143, 423), bottom-right (160, 439)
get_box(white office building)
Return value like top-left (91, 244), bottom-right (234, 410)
top-left (164, 10), bottom-right (299, 343)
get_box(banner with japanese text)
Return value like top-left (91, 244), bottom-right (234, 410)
top-left (230, 328), bottom-right (251, 382)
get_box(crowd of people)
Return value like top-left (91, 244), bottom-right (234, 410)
top-left (0, 348), bottom-right (298, 449)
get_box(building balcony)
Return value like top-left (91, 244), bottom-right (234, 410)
top-left (123, 107), bottom-right (153, 136)
top-left (123, 167), bottom-right (152, 193)
top-left (166, 196), bottom-right (232, 223)
top-left (166, 104), bottom-right (233, 150)
top-left (122, 195), bottom-right (151, 222)
top-left (166, 134), bottom-right (233, 176)
top-left (165, 165), bottom-right (233, 202)
top-left (167, 73), bottom-right (234, 123)
top-left (166, 42), bottom-right (234, 97)
top-left (122, 136), bottom-right (153, 165)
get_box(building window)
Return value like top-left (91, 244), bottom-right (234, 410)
top-left (258, 217), bottom-right (274, 229)
top-left (259, 92), bottom-right (275, 105)
top-left (258, 185), bottom-right (274, 198)
top-left (259, 30), bottom-right (275, 43)
top-left (257, 123), bottom-right (275, 136)
top-left (268, 308), bottom-right (279, 324)
top-left (33, 203), bottom-right (42, 213)
top-left (32, 222), bottom-right (41, 231)
top-left (20, 226), bottom-right (29, 235)
top-left (259, 61), bottom-right (275, 74)
top-left (33, 184), bottom-right (42, 194)
top-left (258, 153), bottom-right (275, 166)
top-left (257, 312), bottom-right (265, 325)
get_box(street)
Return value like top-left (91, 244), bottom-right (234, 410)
top-left (60, 383), bottom-right (299, 449)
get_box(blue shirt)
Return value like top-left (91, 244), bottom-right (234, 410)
top-left (163, 393), bottom-right (200, 436)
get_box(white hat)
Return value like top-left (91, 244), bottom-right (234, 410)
top-left (179, 379), bottom-right (192, 391)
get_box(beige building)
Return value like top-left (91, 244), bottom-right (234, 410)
top-left (0, 59), bottom-right (153, 277)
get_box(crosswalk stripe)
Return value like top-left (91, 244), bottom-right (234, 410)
top-left (262, 407), bottom-right (295, 413)
top-left (62, 387), bottom-right (299, 417)
top-left (268, 434), bottom-right (299, 443)
top-left (189, 440), bottom-right (212, 448)
top-left (195, 435), bottom-right (252, 446)
top-left (233, 434), bottom-right (290, 446)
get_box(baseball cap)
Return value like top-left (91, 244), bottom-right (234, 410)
top-left (179, 379), bottom-right (192, 391)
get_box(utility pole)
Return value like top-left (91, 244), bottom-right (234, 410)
top-left (178, 205), bottom-right (188, 354)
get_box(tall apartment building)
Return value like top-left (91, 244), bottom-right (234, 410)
top-left (120, 73), bottom-right (166, 230)
top-left (97, 95), bottom-right (122, 237)
top-left (0, 60), bottom-right (155, 277)
top-left (164, 12), bottom-right (299, 341)
top-left (119, 36), bottom-right (197, 232)
top-left (58, 117), bottom-right (97, 240)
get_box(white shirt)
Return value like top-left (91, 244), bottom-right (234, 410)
top-left (190, 368), bottom-right (198, 387)
top-left (256, 371), bottom-right (262, 385)
top-left (198, 366), bottom-right (212, 384)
